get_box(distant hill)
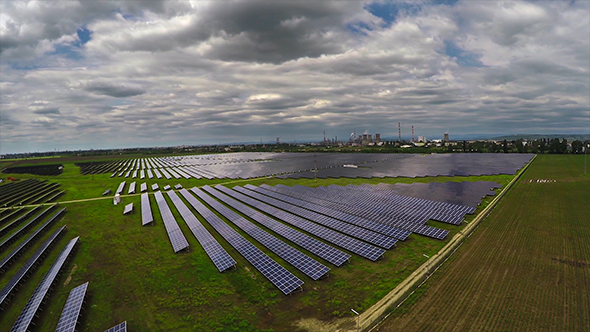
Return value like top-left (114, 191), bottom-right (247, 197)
top-left (491, 134), bottom-right (590, 141)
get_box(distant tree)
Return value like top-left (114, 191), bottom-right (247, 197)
top-left (539, 140), bottom-right (547, 154)
top-left (549, 138), bottom-right (559, 154)
top-left (489, 142), bottom-right (498, 153)
top-left (561, 138), bottom-right (568, 154)
top-left (447, 143), bottom-right (453, 153)
top-left (462, 140), bottom-right (467, 152)
top-left (516, 139), bottom-right (524, 153)
top-left (502, 140), bottom-right (508, 153)
top-left (571, 140), bottom-right (584, 154)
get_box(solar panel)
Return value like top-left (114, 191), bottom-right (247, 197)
top-left (192, 187), bottom-right (329, 280)
top-left (256, 184), bottom-right (411, 240)
top-left (217, 186), bottom-right (385, 261)
top-left (140, 183), bottom-right (147, 192)
top-left (116, 181), bottom-right (126, 195)
top-left (174, 184), bottom-right (183, 189)
top-left (127, 182), bottom-right (136, 194)
top-left (206, 185), bottom-right (350, 267)
top-left (151, 183), bottom-right (159, 191)
top-left (55, 282), bottom-right (89, 332)
top-left (0, 225), bottom-right (66, 309)
top-left (183, 188), bottom-right (304, 294)
top-left (123, 203), bottom-right (133, 215)
top-left (0, 207), bottom-right (66, 273)
top-left (153, 191), bottom-right (189, 253)
top-left (160, 168), bottom-right (172, 179)
top-left (10, 237), bottom-right (79, 332)
top-left (104, 321), bottom-right (127, 332)
top-left (141, 193), bottom-right (154, 226)
top-left (168, 190), bottom-right (236, 272)
top-left (0, 205), bottom-right (59, 253)
top-left (235, 186), bottom-right (398, 249)
top-left (163, 185), bottom-right (171, 191)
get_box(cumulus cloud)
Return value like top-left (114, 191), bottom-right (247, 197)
top-left (0, 0), bottom-right (588, 154)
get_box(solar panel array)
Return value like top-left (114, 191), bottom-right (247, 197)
top-left (216, 185), bottom-right (385, 261)
top-left (10, 237), bottom-right (79, 332)
top-left (0, 208), bottom-right (66, 273)
top-left (55, 282), bottom-right (89, 332)
top-left (153, 191), bottom-right (189, 253)
top-left (235, 185), bottom-right (397, 249)
top-left (0, 226), bottom-right (66, 308)
top-left (104, 321), bottom-right (127, 332)
top-left (168, 190), bottom-right (236, 272)
top-left (0, 205), bottom-right (59, 252)
top-left (90, 153), bottom-right (532, 181)
top-left (140, 193), bottom-right (154, 226)
top-left (255, 181), bottom-right (500, 240)
top-left (253, 185), bottom-right (411, 240)
top-left (0, 206), bottom-right (41, 239)
top-left (203, 185), bottom-right (351, 266)
top-left (191, 187), bottom-right (330, 280)
top-left (182, 188), bottom-right (304, 295)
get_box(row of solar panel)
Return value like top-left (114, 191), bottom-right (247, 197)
top-left (254, 181), bottom-right (499, 240)
top-left (139, 185), bottom-right (408, 293)
top-left (103, 153), bottom-right (532, 181)
top-left (0, 179), bottom-right (64, 208)
top-left (262, 184), bottom-right (450, 239)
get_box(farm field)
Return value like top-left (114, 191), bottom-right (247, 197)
top-left (0, 155), bottom-right (520, 332)
top-left (375, 154), bottom-right (590, 332)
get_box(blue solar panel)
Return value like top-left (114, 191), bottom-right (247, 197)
top-left (10, 237), bottom-right (79, 332)
top-left (55, 282), bottom-right (89, 332)
top-left (218, 186), bottom-right (385, 261)
top-left (236, 186), bottom-right (398, 249)
top-left (153, 191), bottom-right (189, 253)
top-left (116, 181), bottom-right (126, 195)
top-left (0, 225), bottom-right (66, 309)
top-left (208, 185), bottom-right (350, 266)
top-left (182, 188), bottom-right (304, 295)
top-left (0, 208), bottom-right (66, 273)
top-left (256, 184), bottom-right (411, 240)
top-left (104, 321), bottom-right (127, 332)
top-left (168, 190), bottom-right (236, 272)
top-left (192, 187), bottom-right (329, 280)
top-left (141, 193), bottom-right (154, 226)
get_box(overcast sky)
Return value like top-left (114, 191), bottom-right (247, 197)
top-left (1, 0), bottom-right (589, 154)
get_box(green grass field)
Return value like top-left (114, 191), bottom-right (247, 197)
top-left (374, 154), bottom-right (590, 331)
top-left (0, 157), bottom-right (517, 332)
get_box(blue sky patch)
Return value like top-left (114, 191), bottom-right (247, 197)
top-left (365, 1), bottom-right (423, 27)
top-left (444, 41), bottom-right (484, 67)
top-left (77, 27), bottom-right (92, 45)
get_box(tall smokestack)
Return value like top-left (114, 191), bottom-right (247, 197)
top-left (412, 126), bottom-right (415, 142)
top-left (323, 130), bottom-right (326, 142)
top-left (398, 122), bottom-right (401, 141)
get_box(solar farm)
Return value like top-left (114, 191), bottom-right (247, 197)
top-left (1, 152), bottom-right (585, 331)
